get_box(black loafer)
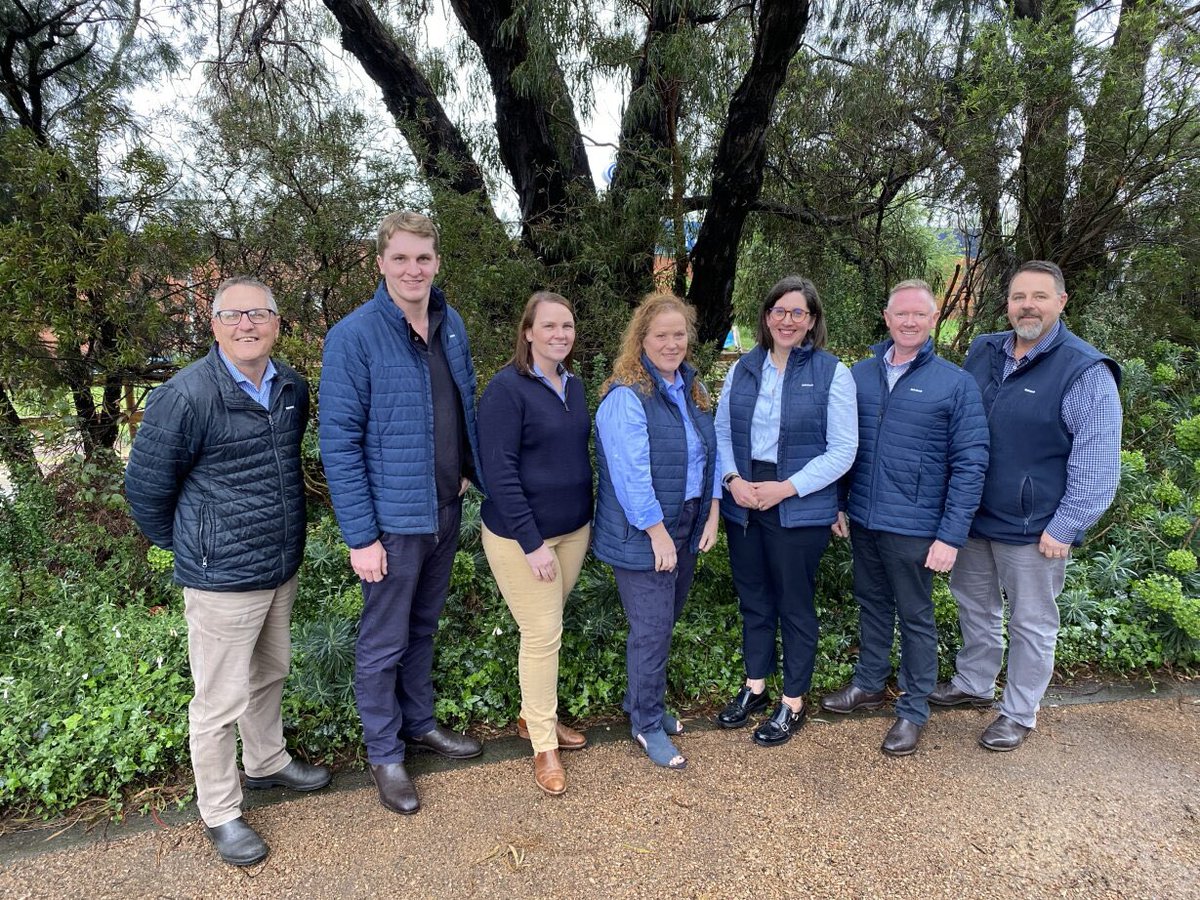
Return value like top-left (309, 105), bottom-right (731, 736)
top-left (370, 762), bottom-right (421, 814)
top-left (752, 701), bottom-right (806, 747)
top-left (407, 724), bottom-right (484, 759)
top-left (204, 816), bottom-right (268, 866)
top-left (820, 683), bottom-right (888, 714)
top-left (716, 686), bottom-right (770, 729)
top-left (881, 717), bottom-right (922, 757)
top-left (979, 714), bottom-right (1031, 752)
top-left (244, 759), bottom-right (332, 792)
top-left (929, 681), bottom-right (994, 708)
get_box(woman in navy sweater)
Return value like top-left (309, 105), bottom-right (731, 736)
top-left (479, 292), bottom-right (593, 796)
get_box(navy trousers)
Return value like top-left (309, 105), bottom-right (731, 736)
top-left (850, 525), bottom-right (938, 725)
top-left (613, 500), bottom-right (699, 737)
top-left (727, 463), bottom-right (831, 697)
top-left (355, 500), bottom-right (462, 764)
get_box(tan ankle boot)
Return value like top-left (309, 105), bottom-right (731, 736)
top-left (533, 749), bottom-right (566, 796)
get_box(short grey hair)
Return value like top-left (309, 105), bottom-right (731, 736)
top-left (213, 276), bottom-right (277, 313)
top-left (887, 279), bottom-right (937, 311)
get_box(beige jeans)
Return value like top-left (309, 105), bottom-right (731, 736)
top-left (482, 523), bottom-right (590, 752)
top-left (183, 575), bottom-right (297, 826)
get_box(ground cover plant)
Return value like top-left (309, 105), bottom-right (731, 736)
top-left (0, 343), bottom-right (1197, 822)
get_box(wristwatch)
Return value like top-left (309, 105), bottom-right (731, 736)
top-left (722, 472), bottom-right (740, 488)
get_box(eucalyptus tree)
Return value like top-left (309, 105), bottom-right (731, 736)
top-left (209, 0), bottom-right (813, 348)
top-left (0, 0), bottom-right (201, 463)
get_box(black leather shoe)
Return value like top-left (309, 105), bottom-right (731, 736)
top-left (244, 759), bottom-right (332, 792)
top-left (370, 762), bottom-right (420, 814)
top-left (204, 816), bottom-right (268, 866)
top-left (881, 717), bottom-right (922, 757)
top-left (979, 714), bottom-right (1031, 752)
top-left (752, 701), bottom-right (806, 747)
top-left (929, 681), bottom-right (994, 708)
top-left (407, 724), bottom-right (483, 759)
top-left (716, 686), bottom-right (770, 729)
top-left (821, 683), bottom-right (888, 714)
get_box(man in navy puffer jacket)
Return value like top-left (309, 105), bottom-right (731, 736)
top-left (126, 277), bottom-right (331, 867)
top-left (822, 280), bottom-right (988, 757)
top-left (319, 211), bottom-right (484, 816)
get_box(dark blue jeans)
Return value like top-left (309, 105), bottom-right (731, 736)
top-left (727, 462), bottom-right (831, 698)
top-left (612, 500), bottom-right (699, 737)
top-left (355, 501), bottom-right (462, 764)
top-left (850, 525), bottom-right (937, 725)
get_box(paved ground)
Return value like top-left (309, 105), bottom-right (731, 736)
top-left (1, 685), bottom-right (1198, 899)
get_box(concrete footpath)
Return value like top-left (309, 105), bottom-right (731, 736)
top-left (1, 681), bottom-right (1198, 899)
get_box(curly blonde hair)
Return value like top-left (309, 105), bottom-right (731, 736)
top-left (601, 292), bottom-right (710, 411)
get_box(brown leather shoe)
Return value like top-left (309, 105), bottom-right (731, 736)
top-left (533, 749), bottom-right (566, 796)
top-left (517, 717), bottom-right (588, 751)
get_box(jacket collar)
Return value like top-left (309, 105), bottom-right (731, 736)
top-left (872, 337), bottom-right (934, 369)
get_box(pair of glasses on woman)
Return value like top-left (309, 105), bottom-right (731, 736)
top-left (768, 307), bottom-right (811, 323)
top-left (213, 308), bottom-right (277, 326)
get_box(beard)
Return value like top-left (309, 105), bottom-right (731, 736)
top-left (1012, 318), bottom-right (1044, 341)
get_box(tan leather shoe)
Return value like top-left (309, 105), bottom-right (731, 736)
top-left (533, 749), bottom-right (566, 796)
top-left (517, 717), bottom-right (588, 751)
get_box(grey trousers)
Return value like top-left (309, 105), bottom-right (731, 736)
top-left (183, 575), bottom-right (298, 827)
top-left (948, 539), bottom-right (1065, 729)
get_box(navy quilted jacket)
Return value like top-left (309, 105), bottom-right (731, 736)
top-left (318, 283), bottom-right (482, 548)
top-left (124, 345), bottom-right (309, 591)
top-left (843, 338), bottom-right (989, 546)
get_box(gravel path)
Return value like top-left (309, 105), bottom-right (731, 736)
top-left (2, 696), bottom-right (1198, 899)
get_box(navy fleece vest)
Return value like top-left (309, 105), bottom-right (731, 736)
top-left (964, 326), bottom-right (1118, 545)
top-left (592, 362), bottom-right (717, 571)
top-left (719, 344), bottom-right (839, 528)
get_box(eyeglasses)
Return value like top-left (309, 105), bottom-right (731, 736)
top-left (213, 308), bottom-right (276, 326)
top-left (768, 307), bottom-right (812, 323)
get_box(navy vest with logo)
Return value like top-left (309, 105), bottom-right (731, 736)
top-left (719, 343), bottom-right (840, 528)
top-left (963, 325), bottom-right (1119, 545)
top-left (593, 360), bottom-right (717, 571)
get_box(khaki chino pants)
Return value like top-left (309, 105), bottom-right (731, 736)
top-left (183, 575), bottom-right (297, 827)
top-left (482, 524), bottom-right (590, 752)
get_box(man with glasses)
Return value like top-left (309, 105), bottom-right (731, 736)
top-left (824, 279), bottom-right (988, 756)
top-left (931, 261), bottom-right (1121, 751)
top-left (319, 211), bottom-right (483, 816)
top-left (126, 276), bottom-right (330, 867)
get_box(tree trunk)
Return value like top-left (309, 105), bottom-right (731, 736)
top-left (448, 0), bottom-right (592, 253)
top-left (688, 0), bottom-right (811, 345)
top-left (0, 383), bottom-right (38, 481)
top-left (321, 0), bottom-right (497, 219)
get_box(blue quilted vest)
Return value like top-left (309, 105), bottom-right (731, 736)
top-left (719, 344), bottom-right (839, 528)
top-left (964, 326), bottom-right (1119, 545)
top-left (592, 360), bottom-right (717, 571)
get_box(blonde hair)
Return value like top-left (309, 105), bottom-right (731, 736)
top-left (602, 292), bottom-right (710, 411)
top-left (376, 210), bottom-right (440, 255)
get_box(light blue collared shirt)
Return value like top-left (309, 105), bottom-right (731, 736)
top-left (999, 321), bottom-right (1122, 542)
top-left (595, 373), bottom-right (720, 531)
top-left (531, 361), bottom-right (572, 404)
top-left (715, 352), bottom-right (858, 498)
top-left (883, 344), bottom-right (914, 391)
top-left (218, 347), bottom-right (277, 409)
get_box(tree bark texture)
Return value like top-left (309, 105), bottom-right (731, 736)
top-left (688, 0), bottom-right (811, 344)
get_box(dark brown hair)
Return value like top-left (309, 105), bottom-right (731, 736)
top-left (756, 275), bottom-right (827, 351)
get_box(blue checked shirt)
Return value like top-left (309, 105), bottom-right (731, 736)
top-left (1002, 322), bottom-right (1122, 543)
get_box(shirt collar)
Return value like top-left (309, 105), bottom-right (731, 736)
top-left (532, 361), bottom-right (571, 381)
top-left (217, 346), bottom-right (276, 389)
top-left (1003, 320), bottom-right (1062, 363)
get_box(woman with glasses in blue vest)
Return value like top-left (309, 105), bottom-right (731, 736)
top-left (714, 276), bottom-right (858, 746)
top-left (593, 292), bottom-right (721, 770)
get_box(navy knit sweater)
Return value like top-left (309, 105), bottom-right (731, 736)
top-left (478, 364), bottom-right (593, 553)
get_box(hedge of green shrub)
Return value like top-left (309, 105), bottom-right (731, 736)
top-left (1, 341), bottom-right (1196, 820)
